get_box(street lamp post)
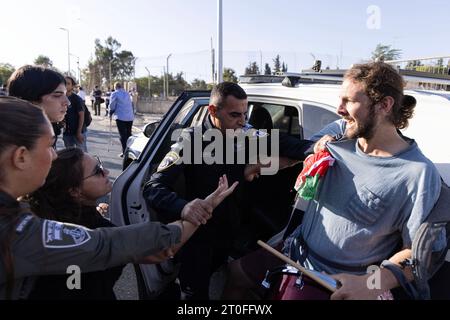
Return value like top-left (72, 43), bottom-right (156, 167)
top-left (166, 53), bottom-right (172, 99)
top-left (59, 27), bottom-right (70, 74)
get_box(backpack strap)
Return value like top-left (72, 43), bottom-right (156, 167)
top-left (411, 182), bottom-right (450, 299)
top-left (381, 260), bottom-right (419, 299)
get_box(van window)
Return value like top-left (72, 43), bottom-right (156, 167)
top-left (302, 103), bottom-right (339, 139)
top-left (248, 103), bottom-right (301, 136)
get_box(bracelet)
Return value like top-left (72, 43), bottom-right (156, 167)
top-left (380, 259), bottom-right (404, 269)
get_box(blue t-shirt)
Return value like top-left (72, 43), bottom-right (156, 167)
top-left (299, 138), bottom-right (441, 274)
top-left (109, 89), bottom-right (134, 122)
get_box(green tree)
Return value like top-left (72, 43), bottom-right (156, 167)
top-left (371, 44), bottom-right (402, 61)
top-left (191, 78), bottom-right (207, 90)
top-left (244, 62), bottom-right (259, 75)
top-left (282, 62), bottom-right (288, 72)
top-left (150, 75), bottom-right (165, 97)
top-left (171, 72), bottom-right (191, 95)
top-left (437, 58), bottom-right (444, 67)
top-left (87, 36), bottom-right (135, 90)
top-left (223, 68), bottom-right (238, 83)
top-left (136, 74), bottom-right (179, 98)
top-left (0, 63), bottom-right (15, 85)
top-left (273, 55), bottom-right (281, 74)
top-left (115, 50), bottom-right (135, 80)
top-left (34, 55), bottom-right (53, 67)
top-left (135, 76), bottom-right (156, 97)
top-left (264, 63), bottom-right (272, 75)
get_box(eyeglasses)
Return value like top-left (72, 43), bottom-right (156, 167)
top-left (83, 156), bottom-right (105, 180)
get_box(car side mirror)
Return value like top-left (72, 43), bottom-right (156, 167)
top-left (144, 121), bottom-right (160, 138)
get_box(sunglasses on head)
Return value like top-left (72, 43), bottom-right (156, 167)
top-left (83, 156), bottom-right (105, 180)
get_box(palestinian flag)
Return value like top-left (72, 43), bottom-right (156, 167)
top-left (294, 150), bottom-right (335, 200)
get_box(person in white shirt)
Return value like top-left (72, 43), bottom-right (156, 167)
top-left (77, 86), bottom-right (86, 102)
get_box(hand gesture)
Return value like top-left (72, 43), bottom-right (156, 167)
top-left (205, 174), bottom-right (239, 208)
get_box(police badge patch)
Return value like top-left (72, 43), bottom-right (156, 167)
top-left (42, 220), bottom-right (91, 249)
top-left (157, 151), bottom-right (181, 172)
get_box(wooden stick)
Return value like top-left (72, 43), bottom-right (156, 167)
top-left (257, 240), bottom-right (337, 292)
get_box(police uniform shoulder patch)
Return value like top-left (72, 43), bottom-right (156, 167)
top-left (157, 151), bottom-right (181, 172)
top-left (42, 220), bottom-right (91, 249)
top-left (242, 124), bottom-right (269, 138)
top-left (16, 214), bottom-right (34, 234)
top-left (253, 129), bottom-right (269, 137)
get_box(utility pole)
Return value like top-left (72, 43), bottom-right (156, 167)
top-left (70, 53), bottom-right (80, 84)
top-left (162, 67), bottom-right (166, 100)
top-left (260, 50), bottom-right (263, 75)
top-left (211, 38), bottom-right (215, 83)
top-left (145, 67), bottom-right (151, 98)
top-left (166, 53), bottom-right (172, 99)
top-left (59, 27), bottom-right (70, 74)
top-left (217, 0), bottom-right (223, 83)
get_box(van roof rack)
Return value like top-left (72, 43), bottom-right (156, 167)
top-left (240, 68), bottom-right (450, 88)
top-left (239, 71), bottom-right (344, 87)
top-left (239, 75), bottom-right (284, 84)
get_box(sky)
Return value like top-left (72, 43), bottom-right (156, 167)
top-left (1, 0), bottom-right (449, 83)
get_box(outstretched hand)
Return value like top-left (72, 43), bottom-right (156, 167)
top-left (181, 175), bottom-right (238, 226)
top-left (205, 174), bottom-right (239, 209)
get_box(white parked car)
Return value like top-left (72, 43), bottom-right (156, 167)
top-left (110, 74), bottom-right (450, 298)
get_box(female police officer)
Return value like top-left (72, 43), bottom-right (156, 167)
top-left (0, 96), bottom-right (237, 299)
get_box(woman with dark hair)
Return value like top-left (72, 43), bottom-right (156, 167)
top-left (0, 96), bottom-right (237, 299)
top-left (7, 65), bottom-right (69, 123)
top-left (27, 148), bottom-right (122, 299)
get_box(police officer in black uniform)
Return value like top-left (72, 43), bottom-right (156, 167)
top-left (144, 82), bottom-right (313, 300)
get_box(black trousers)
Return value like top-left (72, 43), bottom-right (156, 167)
top-left (94, 101), bottom-right (101, 115)
top-left (178, 239), bottom-right (230, 300)
top-left (116, 119), bottom-right (133, 153)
